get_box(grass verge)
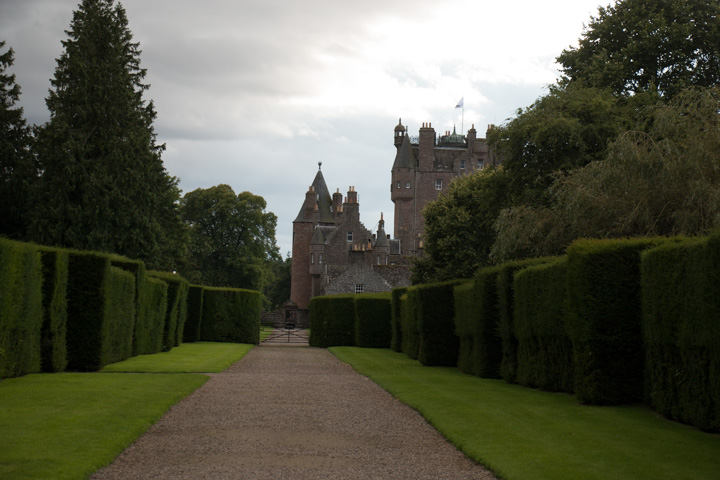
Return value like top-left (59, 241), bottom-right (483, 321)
top-left (101, 342), bottom-right (254, 373)
top-left (0, 372), bottom-right (207, 480)
top-left (1, 342), bottom-right (255, 479)
top-left (330, 347), bottom-right (720, 480)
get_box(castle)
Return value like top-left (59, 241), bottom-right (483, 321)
top-left (286, 119), bottom-right (498, 322)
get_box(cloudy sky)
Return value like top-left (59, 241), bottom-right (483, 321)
top-left (0, 0), bottom-right (612, 256)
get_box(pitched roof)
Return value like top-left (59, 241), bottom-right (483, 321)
top-left (392, 133), bottom-right (415, 169)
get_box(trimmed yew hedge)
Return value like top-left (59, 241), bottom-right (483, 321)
top-left (390, 287), bottom-right (408, 352)
top-left (37, 246), bottom-right (69, 373)
top-left (642, 236), bottom-right (720, 432)
top-left (355, 293), bottom-right (392, 348)
top-left (309, 294), bottom-right (356, 347)
top-left (566, 238), bottom-right (666, 405)
top-left (497, 257), bottom-right (556, 383)
top-left (415, 279), bottom-right (465, 367)
top-left (65, 252), bottom-right (136, 371)
top-left (514, 258), bottom-right (574, 393)
top-left (454, 281), bottom-right (475, 374)
top-left (183, 285), bottom-right (204, 342)
top-left (199, 286), bottom-right (261, 344)
top-left (0, 238), bottom-right (44, 378)
top-left (400, 289), bottom-right (420, 359)
top-left (149, 271), bottom-right (189, 351)
top-left (134, 276), bottom-right (167, 355)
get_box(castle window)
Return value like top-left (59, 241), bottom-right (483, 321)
top-left (460, 159), bottom-right (465, 170)
top-left (377, 255), bottom-right (381, 265)
top-left (310, 253), bottom-right (314, 264)
top-left (397, 181), bottom-right (401, 189)
top-left (355, 284), bottom-right (364, 294)
top-left (478, 160), bottom-right (484, 169)
top-left (435, 179), bottom-right (443, 190)
top-left (347, 231), bottom-right (353, 242)
top-left (319, 253), bottom-right (323, 264)
top-left (385, 255), bottom-right (389, 265)
top-left (405, 181), bottom-right (411, 189)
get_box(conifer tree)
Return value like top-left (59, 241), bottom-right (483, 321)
top-left (30, 0), bottom-right (184, 269)
top-left (0, 41), bottom-right (35, 238)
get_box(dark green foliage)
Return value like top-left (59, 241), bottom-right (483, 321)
top-left (454, 268), bottom-right (503, 377)
top-left (416, 279), bottom-right (464, 366)
top-left (390, 287), bottom-right (407, 352)
top-left (566, 237), bottom-right (663, 405)
top-left (400, 289), bottom-right (420, 359)
top-left (29, 0), bottom-right (185, 270)
top-left (0, 41), bottom-right (35, 239)
top-left (180, 185), bottom-right (280, 291)
top-left (37, 246), bottom-right (68, 372)
top-left (642, 236), bottom-right (720, 431)
top-left (308, 294), bottom-right (356, 348)
top-left (199, 287), bottom-right (261, 344)
top-left (134, 276), bottom-right (167, 355)
top-left (0, 238), bottom-right (43, 378)
top-left (148, 271), bottom-right (189, 351)
top-left (183, 285), bottom-right (204, 343)
top-left (109, 255), bottom-right (148, 356)
top-left (497, 258), bottom-right (555, 383)
top-left (65, 252), bottom-right (136, 371)
top-left (514, 258), bottom-right (574, 392)
top-left (354, 293), bottom-right (392, 348)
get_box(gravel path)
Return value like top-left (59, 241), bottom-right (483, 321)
top-left (91, 345), bottom-right (497, 479)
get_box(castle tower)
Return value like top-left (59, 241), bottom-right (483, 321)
top-left (290, 163), bottom-right (333, 310)
top-left (391, 129), bottom-right (416, 254)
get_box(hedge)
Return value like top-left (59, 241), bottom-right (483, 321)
top-left (109, 255), bottom-right (149, 356)
top-left (149, 271), bottom-right (189, 351)
top-left (65, 252), bottom-right (136, 371)
top-left (454, 281), bottom-right (475, 374)
top-left (199, 287), bottom-right (261, 344)
top-left (37, 246), bottom-right (69, 373)
top-left (642, 236), bottom-right (720, 432)
top-left (309, 294), bottom-right (356, 347)
top-left (0, 238), bottom-right (43, 378)
top-left (183, 285), bottom-right (204, 343)
top-left (497, 257), bottom-right (557, 383)
top-left (514, 258), bottom-right (574, 393)
top-left (416, 279), bottom-right (465, 367)
top-left (134, 276), bottom-right (167, 355)
top-left (355, 293), bottom-right (392, 348)
top-left (566, 237), bottom-right (665, 405)
top-left (400, 289), bottom-right (420, 359)
top-left (390, 287), bottom-right (408, 352)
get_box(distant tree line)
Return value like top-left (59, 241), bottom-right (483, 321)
top-left (0, 0), bottom-right (288, 307)
top-left (414, 0), bottom-right (720, 283)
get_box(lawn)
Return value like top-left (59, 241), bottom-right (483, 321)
top-left (0, 342), bottom-right (254, 480)
top-left (330, 347), bottom-right (720, 480)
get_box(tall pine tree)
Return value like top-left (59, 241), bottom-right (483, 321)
top-left (0, 41), bottom-right (35, 238)
top-left (30, 0), bottom-right (184, 269)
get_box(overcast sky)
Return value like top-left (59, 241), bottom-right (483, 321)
top-left (0, 0), bottom-right (613, 256)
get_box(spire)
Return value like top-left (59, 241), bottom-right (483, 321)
top-left (392, 131), bottom-right (415, 169)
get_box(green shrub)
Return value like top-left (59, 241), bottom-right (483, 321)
top-left (183, 285), bottom-right (204, 343)
top-left (109, 255), bottom-right (147, 357)
top-left (642, 236), bottom-right (720, 432)
top-left (497, 257), bottom-right (556, 383)
top-left (0, 238), bottom-right (43, 378)
top-left (390, 287), bottom-right (408, 352)
top-left (355, 293), bottom-right (392, 348)
top-left (514, 258), bottom-right (574, 392)
top-left (566, 237), bottom-right (665, 405)
top-left (134, 276), bottom-right (167, 355)
top-left (65, 252), bottom-right (136, 371)
top-left (148, 271), bottom-right (189, 351)
top-left (400, 289), bottom-right (420, 359)
top-left (37, 246), bottom-right (69, 373)
top-left (199, 287), bottom-right (261, 344)
top-left (309, 294), bottom-right (355, 347)
top-left (454, 281), bottom-right (475, 374)
top-left (416, 279), bottom-right (464, 367)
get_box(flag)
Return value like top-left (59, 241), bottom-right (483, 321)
top-left (455, 97), bottom-right (464, 108)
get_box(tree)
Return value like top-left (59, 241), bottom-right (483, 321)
top-left (557, 0), bottom-right (720, 99)
top-left (180, 184), bottom-right (281, 292)
top-left (412, 167), bottom-right (511, 283)
top-left (491, 86), bottom-right (720, 262)
top-left (487, 83), bottom-right (643, 205)
top-left (0, 41), bottom-right (35, 238)
top-left (29, 0), bottom-right (184, 270)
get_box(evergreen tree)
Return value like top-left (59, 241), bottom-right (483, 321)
top-left (30, 0), bottom-right (184, 269)
top-left (0, 41), bottom-right (35, 238)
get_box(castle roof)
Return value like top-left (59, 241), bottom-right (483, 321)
top-left (392, 132), bottom-right (415, 169)
top-left (294, 164), bottom-right (334, 223)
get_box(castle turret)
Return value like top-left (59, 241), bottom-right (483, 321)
top-left (394, 118), bottom-right (406, 149)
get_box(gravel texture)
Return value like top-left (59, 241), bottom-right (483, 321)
top-left (91, 345), bottom-right (497, 479)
